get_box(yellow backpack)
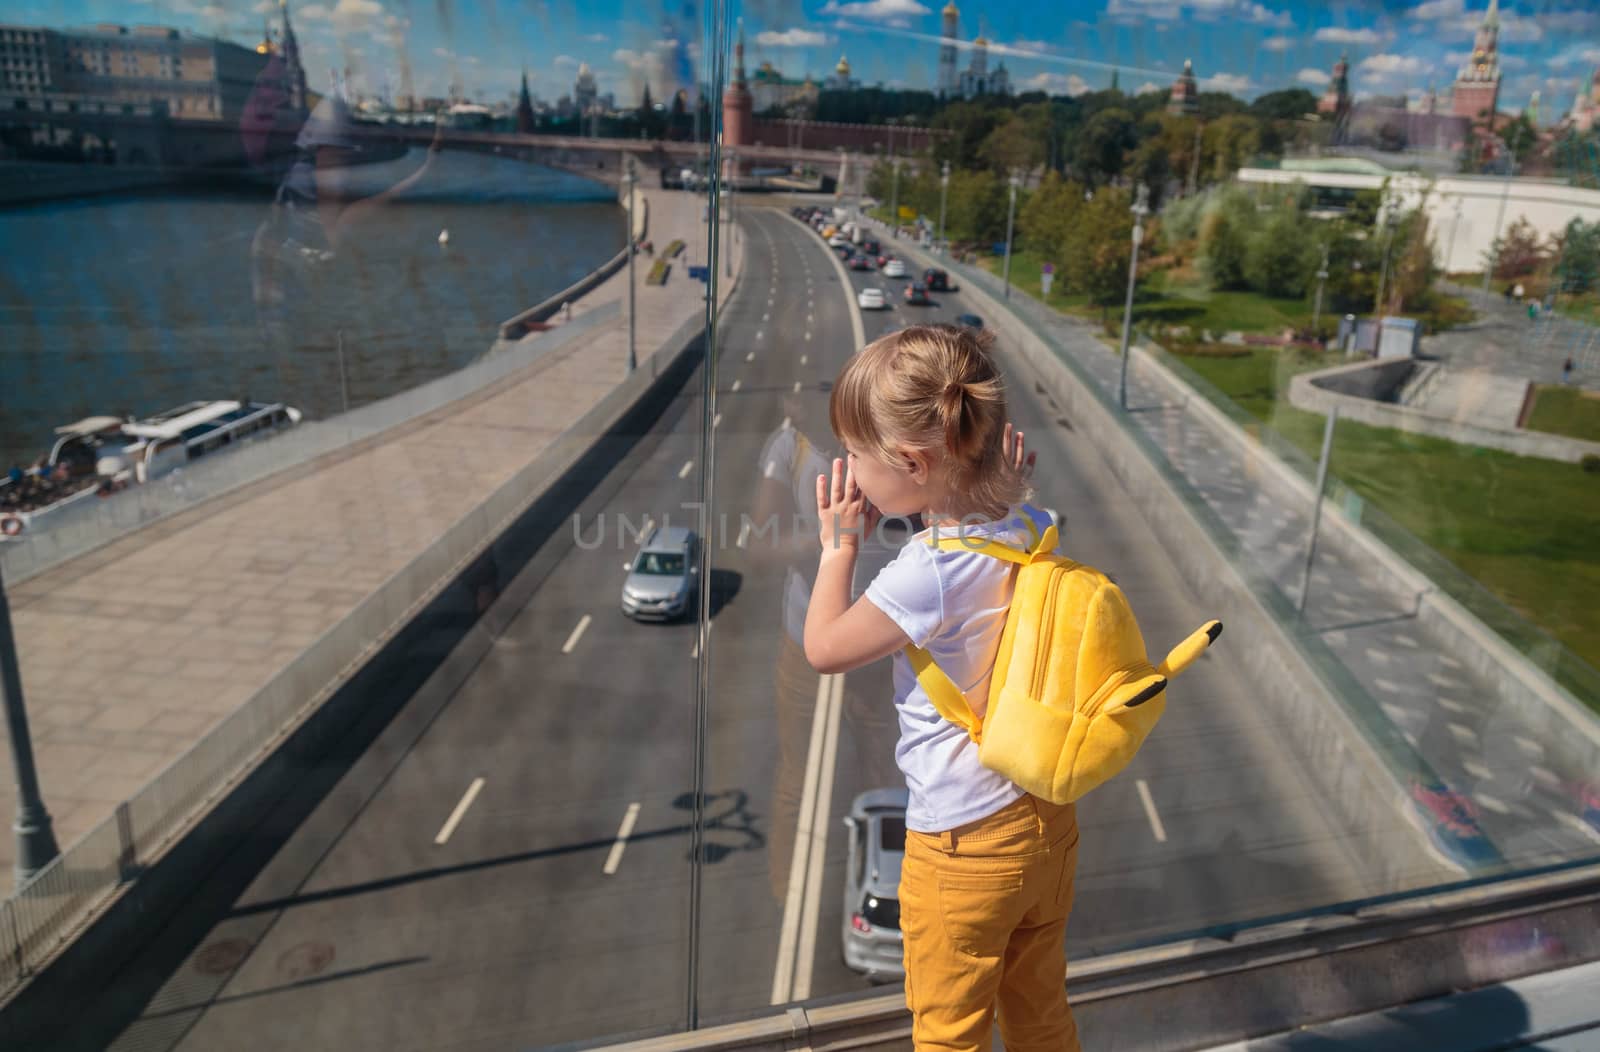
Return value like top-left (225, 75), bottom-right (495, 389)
top-left (906, 519), bottom-right (1222, 805)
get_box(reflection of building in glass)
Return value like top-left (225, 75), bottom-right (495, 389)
top-left (0, 21), bottom-right (283, 121)
top-left (574, 62), bottom-right (598, 114)
top-left (937, 0), bottom-right (959, 98)
top-left (1317, 52), bottom-right (1352, 139)
top-left (722, 20), bottom-right (753, 174)
top-left (1565, 69), bottom-right (1600, 134)
top-left (750, 61), bottom-right (817, 116)
top-left (956, 37), bottom-right (1009, 99)
top-left (515, 69), bottom-right (536, 133)
top-left (1167, 58), bottom-right (1198, 116)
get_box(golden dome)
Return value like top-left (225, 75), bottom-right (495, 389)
top-left (835, 54), bottom-right (851, 75)
top-left (973, 35), bottom-right (988, 46)
top-left (942, 1), bottom-right (959, 16)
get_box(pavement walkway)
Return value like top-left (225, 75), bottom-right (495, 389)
top-left (919, 242), bottom-right (1600, 875)
top-left (0, 188), bottom-right (741, 881)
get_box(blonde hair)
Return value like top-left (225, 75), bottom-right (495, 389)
top-left (829, 324), bottom-right (1031, 520)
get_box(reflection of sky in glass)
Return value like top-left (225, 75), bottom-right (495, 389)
top-left (0, 149), bottom-right (621, 465)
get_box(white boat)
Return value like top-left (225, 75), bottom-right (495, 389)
top-left (1, 400), bottom-right (302, 540)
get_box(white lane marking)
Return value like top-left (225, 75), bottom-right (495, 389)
top-left (1136, 779), bottom-right (1168, 843)
top-left (781, 416), bottom-right (791, 430)
top-left (805, 332), bottom-right (812, 342)
top-left (793, 381), bottom-right (802, 393)
top-left (763, 313), bottom-right (770, 322)
top-left (623, 561), bottom-right (632, 571)
top-left (602, 802), bottom-right (643, 875)
top-left (731, 379), bottom-right (742, 392)
top-left (800, 354), bottom-right (808, 365)
top-left (793, 672), bottom-right (844, 1002)
top-left (690, 636), bottom-right (699, 660)
top-left (434, 777), bottom-right (485, 845)
top-left (768, 296), bottom-right (774, 306)
top-left (807, 313), bottom-right (813, 323)
top-left (771, 671), bottom-right (843, 1005)
top-left (737, 520), bottom-right (752, 548)
top-left (713, 413), bottom-right (722, 429)
top-left (678, 460), bottom-right (695, 479)
top-left (1559, 811), bottom-right (1600, 844)
top-left (561, 614), bottom-right (592, 655)
top-left (746, 351), bottom-right (755, 361)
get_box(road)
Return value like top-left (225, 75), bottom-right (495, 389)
top-left (80, 203), bottom-right (1395, 1052)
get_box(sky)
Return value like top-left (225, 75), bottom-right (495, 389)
top-left (8, 0), bottom-right (1600, 118)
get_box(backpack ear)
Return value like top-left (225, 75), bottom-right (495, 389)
top-left (1156, 620), bottom-right (1222, 679)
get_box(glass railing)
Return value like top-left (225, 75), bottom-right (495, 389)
top-left (2, 0), bottom-right (1598, 1048)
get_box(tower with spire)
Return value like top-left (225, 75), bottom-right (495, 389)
top-left (1452, 0), bottom-right (1502, 120)
top-left (938, 1), bottom-right (960, 98)
top-left (1167, 58), bottom-right (1199, 116)
top-left (515, 69), bottom-right (536, 133)
top-left (720, 19), bottom-right (754, 175)
top-left (278, 0), bottom-right (308, 115)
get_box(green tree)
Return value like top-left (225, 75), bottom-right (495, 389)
top-left (1388, 206), bottom-right (1440, 314)
top-left (1203, 114), bottom-right (1261, 182)
top-left (1196, 185), bottom-right (1256, 290)
top-left (1485, 215), bottom-right (1548, 280)
top-left (945, 167), bottom-right (1009, 245)
top-left (1065, 186), bottom-right (1135, 312)
top-left (1074, 108), bottom-right (1136, 187)
top-left (1249, 88), bottom-right (1318, 121)
top-left (1556, 217), bottom-right (1600, 294)
top-left (1245, 203), bottom-right (1318, 298)
top-left (934, 100), bottom-right (1005, 170)
top-left (980, 113), bottom-right (1045, 174)
top-left (1130, 137), bottom-right (1172, 208)
top-left (1018, 171), bottom-right (1086, 265)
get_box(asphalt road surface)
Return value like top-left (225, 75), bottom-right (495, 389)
top-left (83, 202), bottom-right (1397, 1052)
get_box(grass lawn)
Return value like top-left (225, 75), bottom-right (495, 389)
top-left (1174, 346), bottom-right (1600, 684)
top-left (1525, 385), bottom-right (1600, 443)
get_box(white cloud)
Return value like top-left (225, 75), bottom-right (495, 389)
top-left (1297, 67), bottom-right (1331, 86)
top-left (554, 54), bottom-right (579, 68)
top-left (1261, 36), bottom-right (1295, 52)
top-left (1202, 72), bottom-right (1253, 93)
top-left (1107, 0), bottom-right (1285, 25)
top-left (296, 0), bottom-right (382, 31)
top-left (1358, 53), bottom-right (1428, 78)
top-left (1009, 38), bottom-right (1051, 52)
top-left (583, 32), bottom-right (609, 43)
top-left (818, 0), bottom-right (931, 23)
top-left (1408, 0), bottom-right (1463, 19)
top-left (1551, 45), bottom-right (1600, 70)
top-left (1025, 72), bottom-right (1090, 96)
top-left (298, 3), bottom-right (330, 18)
top-left (1135, 80), bottom-right (1164, 95)
top-left (433, 46), bottom-right (454, 59)
top-left (1238, 2), bottom-right (1291, 28)
top-left (1314, 26), bottom-right (1382, 45)
top-left (756, 28), bottom-right (828, 48)
top-left (1106, 0), bottom-right (1179, 19)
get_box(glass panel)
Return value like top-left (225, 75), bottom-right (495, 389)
top-left (1, 0), bottom-right (1598, 1047)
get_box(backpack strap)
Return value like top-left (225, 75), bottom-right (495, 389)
top-left (902, 517), bottom-right (1059, 742)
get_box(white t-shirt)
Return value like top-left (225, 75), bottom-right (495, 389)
top-left (864, 504), bottom-right (1052, 833)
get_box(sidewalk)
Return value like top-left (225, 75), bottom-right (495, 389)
top-left (0, 188), bottom-right (739, 879)
top-left (928, 249), bottom-right (1600, 873)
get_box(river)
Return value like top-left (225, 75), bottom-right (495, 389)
top-left (0, 147), bottom-right (624, 467)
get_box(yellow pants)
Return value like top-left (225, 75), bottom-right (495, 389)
top-left (900, 794), bottom-right (1081, 1052)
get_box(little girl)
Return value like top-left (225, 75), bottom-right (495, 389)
top-left (804, 324), bottom-right (1080, 1052)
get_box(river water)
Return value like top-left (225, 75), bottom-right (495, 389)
top-left (0, 148), bottom-right (623, 466)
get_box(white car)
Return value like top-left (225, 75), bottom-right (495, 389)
top-left (882, 259), bottom-right (907, 278)
top-left (857, 287), bottom-right (888, 310)
top-left (828, 234), bottom-right (849, 248)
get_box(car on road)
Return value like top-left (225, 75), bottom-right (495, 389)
top-left (923, 268), bottom-right (950, 291)
top-left (904, 281), bottom-right (931, 305)
top-left (882, 259), bottom-right (907, 278)
top-left (841, 788), bottom-right (908, 982)
top-left (848, 254), bottom-right (873, 271)
top-left (827, 233), bottom-right (849, 248)
top-left (955, 313), bottom-right (984, 329)
top-left (620, 525), bottom-right (700, 621)
top-left (862, 239), bottom-right (880, 256)
top-left (857, 287), bottom-right (888, 310)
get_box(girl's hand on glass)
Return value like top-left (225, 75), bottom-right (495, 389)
top-left (1004, 422), bottom-right (1037, 478)
top-left (816, 457), bottom-right (879, 553)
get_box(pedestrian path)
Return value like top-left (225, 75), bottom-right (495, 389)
top-left (942, 256), bottom-right (1600, 875)
top-left (0, 189), bottom-right (740, 880)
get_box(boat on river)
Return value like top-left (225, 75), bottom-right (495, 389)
top-left (1, 400), bottom-right (302, 540)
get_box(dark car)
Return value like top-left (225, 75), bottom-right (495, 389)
top-left (904, 282), bottom-right (931, 306)
top-left (863, 239), bottom-right (880, 255)
top-left (955, 313), bottom-right (984, 329)
top-left (923, 268), bottom-right (950, 291)
top-left (849, 254), bottom-right (872, 271)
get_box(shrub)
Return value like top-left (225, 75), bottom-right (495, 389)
top-left (1581, 454), bottom-right (1600, 474)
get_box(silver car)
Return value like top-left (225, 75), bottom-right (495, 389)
top-left (841, 787), bottom-right (908, 982)
top-left (620, 526), bottom-right (699, 621)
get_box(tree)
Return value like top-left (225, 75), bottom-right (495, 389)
top-left (1249, 88), bottom-right (1318, 121)
top-left (934, 100), bottom-right (1005, 171)
top-left (1556, 217), bottom-right (1600, 294)
top-left (1074, 107), bottom-right (1136, 188)
top-left (1130, 137), bottom-right (1172, 208)
top-left (1203, 114), bottom-right (1260, 182)
top-left (1018, 171), bottom-right (1086, 265)
top-left (945, 167), bottom-right (1009, 245)
top-left (1197, 185), bottom-right (1256, 290)
top-left (1065, 186), bottom-right (1135, 312)
top-left (1245, 204), bottom-right (1318, 298)
top-left (980, 113), bottom-right (1045, 175)
top-left (1388, 206), bottom-right (1440, 314)
top-left (1485, 215), bottom-right (1548, 280)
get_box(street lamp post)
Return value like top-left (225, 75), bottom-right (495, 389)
top-left (937, 160), bottom-right (950, 256)
top-left (1445, 198), bottom-right (1463, 278)
top-left (1002, 170), bottom-right (1021, 300)
top-left (1483, 126), bottom-right (1522, 294)
top-left (624, 156), bottom-right (637, 375)
top-left (1311, 243), bottom-right (1330, 340)
top-left (2, 568), bottom-right (58, 887)
top-left (1374, 211), bottom-right (1397, 316)
top-left (888, 156), bottom-right (901, 238)
top-left (1117, 183), bottom-right (1151, 411)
